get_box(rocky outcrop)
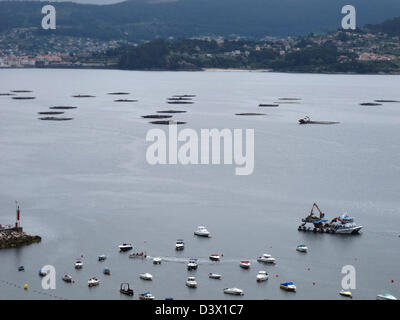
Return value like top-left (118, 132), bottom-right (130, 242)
top-left (0, 231), bottom-right (41, 249)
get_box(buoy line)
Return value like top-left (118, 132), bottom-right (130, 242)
top-left (0, 279), bottom-right (67, 300)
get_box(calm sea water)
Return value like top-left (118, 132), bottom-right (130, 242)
top-left (0, 69), bottom-right (399, 300)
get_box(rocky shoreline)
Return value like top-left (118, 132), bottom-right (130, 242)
top-left (0, 230), bottom-right (41, 249)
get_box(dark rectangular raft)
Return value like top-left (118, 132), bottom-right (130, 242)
top-left (259, 104), bottom-right (279, 107)
top-left (39, 117), bottom-right (73, 121)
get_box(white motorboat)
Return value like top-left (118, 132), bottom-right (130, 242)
top-left (176, 239), bottom-right (185, 251)
top-left (88, 277), bottom-right (100, 287)
top-left (339, 290), bottom-right (352, 297)
top-left (75, 259), bottom-right (83, 270)
top-left (223, 288), bottom-right (244, 296)
top-left (256, 271), bottom-right (269, 282)
top-left (139, 292), bottom-right (155, 300)
top-left (376, 293), bottom-right (397, 300)
top-left (62, 274), bottom-right (73, 283)
top-left (239, 261), bottom-right (251, 269)
top-left (186, 277), bottom-right (198, 288)
top-left (208, 273), bottom-right (222, 280)
top-left (209, 254), bottom-right (220, 262)
top-left (139, 273), bottom-right (153, 281)
top-left (153, 257), bottom-right (162, 265)
top-left (119, 243), bottom-right (133, 252)
top-left (257, 254), bottom-right (276, 264)
top-left (187, 258), bottom-right (198, 271)
top-left (296, 245), bottom-right (308, 253)
top-left (194, 226), bottom-right (210, 237)
top-left (330, 215), bottom-right (363, 234)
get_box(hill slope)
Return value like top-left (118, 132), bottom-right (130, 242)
top-left (1, 0), bottom-right (400, 40)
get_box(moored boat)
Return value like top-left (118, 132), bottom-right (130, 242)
top-left (209, 254), bottom-right (220, 262)
top-left (88, 277), bottom-right (100, 287)
top-left (103, 268), bottom-right (111, 275)
top-left (296, 245), bottom-right (308, 253)
top-left (153, 257), bottom-right (162, 265)
top-left (223, 288), bottom-right (244, 296)
top-left (208, 273), bottom-right (222, 280)
top-left (239, 261), bottom-right (251, 269)
top-left (75, 259), bottom-right (83, 270)
top-left (62, 274), bottom-right (73, 283)
top-left (139, 273), bottom-right (153, 281)
top-left (280, 282), bottom-right (296, 292)
top-left (339, 290), bottom-right (352, 297)
top-left (194, 226), bottom-right (210, 237)
top-left (139, 292), bottom-right (155, 300)
top-left (18, 266), bottom-right (25, 272)
top-left (186, 277), bottom-right (198, 288)
top-left (38, 269), bottom-right (47, 277)
top-left (120, 283), bottom-right (134, 296)
top-left (376, 293), bottom-right (397, 300)
top-left (98, 254), bottom-right (107, 261)
top-left (119, 243), bottom-right (133, 252)
top-left (256, 271), bottom-right (269, 282)
top-left (257, 254), bottom-right (276, 264)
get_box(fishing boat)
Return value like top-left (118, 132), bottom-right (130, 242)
top-left (208, 273), bottom-right (222, 280)
top-left (139, 273), bottom-right (153, 281)
top-left (296, 245), bottom-right (308, 253)
top-left (280, 282), bottom-right (296, 292)
top-left (98, 254), bottom-right (107, 261)
top-left (120, 283), bottom-right (134, 296)
top-left (239, 261), bottom-right (251, 269)
top-left (257, 254), bottom-right (276, 264)
top-left (153, 257), bottom-right (162, 265)
top-left (186, 277), bottom-right (198, 288)
top-left (62, 274), bottom-right (73, 283)
top-left (176, 239), bottom-right (185, 251)
top-left (139, 292), bottom-right (155, 300)
top-left (194, 226), bottom-right (210, 237)
top-left (103, 268), bottom-right (111, 275)
top-left (298, 116), bottom-right (340, 125)
top-left (18, 266), bottom-right (25, 272)
top-left (88, 277), bottom-right (100, 287)
top-left (256, 271), bottom-right (269, 282)
top-left (119, 243), bottom-right (133, 252)
top-left (75, 259), bottom-right (83, 270)
top-left (187, 258), bottom-right (198, 271)
top-left (38, 269), bottom-right (47, 277)
top-left (376, 293), bottom-right (397, 300)
top-left (223, 288), bottom-right (244, 296)
top-left (339, 290), bottom-right (352, 297)
top-left (209, 254), bottom-right (220, 262)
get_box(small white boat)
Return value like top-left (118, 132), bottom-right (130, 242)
top-left (256, 271), bottom-right (269, 282)
top-left (139, 292), bottom-right (155, 300)
top-left (186, 277), bottom-right (198, 288)
top-left (88, 277), bottom-right (100, 287)
top-left (296, 245), bottom-right (308, 253)
top-left (119, 243), bottom-right (133, 252)
top-left (176, 239), bottom-right (185, 251)
top-left (194, 226), bottom-right (210, 237)
top-left (75, 259), bottom-right (83, 270)
top-left (209, 254), bottom-right (220, 262)
top-left (376, 293), bottom-right (397, 300)
top-left (153, 257), bottom-right (162, 265)
top-left (257, 254), bottom-right (276, 264)
top-left (98, 254), bottom-right (107, 261)
top-left (280, 282), bottom-right (296, 292)
top-left (187, 258), bottom-right (198, 271)
top-left (223, 288), bottom-right (244, 296)
top-left (139, 273), bottom-right (153, 281)
top-left (339, 290), bottom-right (352, 297)
top-left (62, 274), bottom-right (73, 283)
top-left (208, 273), bottom-right (222, 280)
top-left (239, 260), bottom-right (251, 269)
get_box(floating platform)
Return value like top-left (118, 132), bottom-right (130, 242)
top-left (360, 102), bottom-right (382, 106)
top-left (157, 110), bottom-right (187, 114)
top-left (12, 97), bottom-right (36, 100)
top-left (39, 117), bottom-right (73, 121)
top-left (142, 115), bottom-right (172, 119)
top-left (236, 113), bottom-right (266, 116)
top-left (50, 106), bottom-right (77, 110)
